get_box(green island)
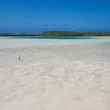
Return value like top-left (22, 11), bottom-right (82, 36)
top-left (0, 31), bottom-right (110, 37)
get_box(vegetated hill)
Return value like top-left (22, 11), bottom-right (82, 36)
top-left (0, 31), bottom-right (110, 36)
top-left (40, 31), bottom-right (110, 36)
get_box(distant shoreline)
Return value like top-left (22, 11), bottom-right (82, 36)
top-left (0, 31), bottom-right (110, 36)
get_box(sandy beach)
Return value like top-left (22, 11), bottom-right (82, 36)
top-left (0, 37), bottom-right (110, 110)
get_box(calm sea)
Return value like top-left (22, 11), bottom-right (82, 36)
top-left (4, 36), bottom-right (96, 39)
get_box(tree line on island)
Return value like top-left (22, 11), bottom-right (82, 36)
top-left (0, 31), bottom-right (110, 36)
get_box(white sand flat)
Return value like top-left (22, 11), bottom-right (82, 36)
top-left (0, 37), bottom-right (110, 110)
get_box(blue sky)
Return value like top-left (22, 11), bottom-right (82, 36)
top-left (0, 0), bottom-right (110, 32)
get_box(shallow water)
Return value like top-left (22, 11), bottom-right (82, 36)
top-left (0, 36), bottom-right (110, 49)
top-left (0, 35), bottom-right (96, 39)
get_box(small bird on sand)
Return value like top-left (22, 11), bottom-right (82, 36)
top-left (17, 56), bottom-right (22, 62)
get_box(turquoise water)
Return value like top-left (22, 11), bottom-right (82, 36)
top-left (7, 36), bottom-right (96, 39)
top-left (37, 36), bottom-right (96, 39)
